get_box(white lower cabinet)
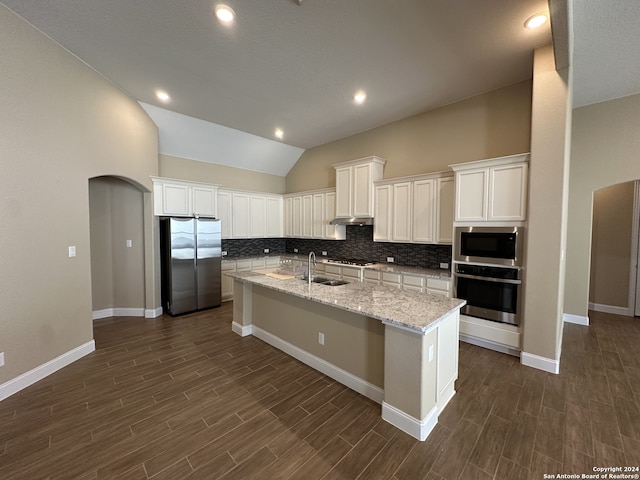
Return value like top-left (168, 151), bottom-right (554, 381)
top-left (426, 278), bottom-right (451, 297)
top-left (221, 262), bottom-right (236, 302)
top-left (363, 269), bottom-right (381, 285)
top-left (382, 272), bottom-right (402, 289)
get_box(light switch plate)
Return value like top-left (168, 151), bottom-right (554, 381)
top-left (68, 246), bottom-right (76, 258)
top-left (126, 239), bottom-right (132, 248)
top-left (318, 332), bottom-right (325, 345)
top-left (0, 352), bottom-right (4, 367)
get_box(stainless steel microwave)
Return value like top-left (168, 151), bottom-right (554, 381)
top-left (454, 226), bottom-right (524, 267)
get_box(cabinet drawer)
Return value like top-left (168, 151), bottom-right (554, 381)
top-left (426, 278), bottom-right (450, 291)
top-left (324, 265), bottom-right (342, 276)
top-left (403, 284), bottom-right (424, 293)
top-left (364, 269), bottom-right (381, 280)
top-left (363, 278), bottom-right (380, 285)
top-left (251, 259), bottom-right (266, 270)
top-left (341, 266), bottom-right (362, 280)
top-left (236, 260), bottom-right (252, 271)
top-left (265, 256), bottom-right (280, 268)
top-left (382, 272), bottom-right (401, 284)
top-left (402, 274), bottom-right (425, 288)
top-left (222, 262), bottom-right (236, 272)
top-left (382, 281), bottom-right (402, 289)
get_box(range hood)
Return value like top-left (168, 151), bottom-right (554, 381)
top-left (329, 217), bottom-right (374, 226)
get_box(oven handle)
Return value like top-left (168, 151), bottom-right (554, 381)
top-left (454, 273), bottom-right (522, 285)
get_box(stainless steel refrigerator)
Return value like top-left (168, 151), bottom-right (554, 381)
top-left (160, 217), bottom-right (222, 315)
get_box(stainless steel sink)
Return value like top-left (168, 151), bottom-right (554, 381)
top-left (300, 275), bottom-right (349, 286)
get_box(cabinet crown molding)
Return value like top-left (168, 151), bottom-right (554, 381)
top-left (374, 170), bottom-right (453, 186)
top-left (449, 152), bottom-right (530, 172)
top-left (150, 176), bottom-right (221, 188)
top-left (331, 156), bottom-right (387, 169)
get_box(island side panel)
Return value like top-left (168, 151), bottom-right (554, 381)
top-left (232, 280), bottom-right (253, 337)
top-left (437, 310), bottom-right (460, 410)
top-left (251, 285), bottom-right (385, 395)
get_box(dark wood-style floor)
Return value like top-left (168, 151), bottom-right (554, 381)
top-left (1, 305), bottom-right (639, 480)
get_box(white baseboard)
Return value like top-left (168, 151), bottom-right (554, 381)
top-left (588, 302), bottom-right (631, 317)
top-left (562, 313), bottom-right (589, 326)
top-left (92, 308), bottom-right (145, 320)
top-left (251, 325), bottom-right (384, 404)
top-left (232, 321), bottom-right (253, 337)
top-left (520, 351), bottom-right (559, 374)
top-left (382, 402), bottom-right (438, 441)
top-left (145, 307), bottom-right (163, 318)
top-left (0, 340), bottom-right (95, 401)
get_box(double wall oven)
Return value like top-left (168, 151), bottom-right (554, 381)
top-left (453, 226), bottom-right (524, 326)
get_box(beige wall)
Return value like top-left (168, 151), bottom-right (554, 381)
top-left (589, 182), bottom-right (635, 308)
top-left (0, 6), bottom-right (158, 385)
top-left (159, 154), bottom-right (286, 194)
top-left (286, 80), bottom-right (532, 192)
top-left (89, 177), bottom-right (146, 311)
top-left (565, 93), bottom-right (640, 318)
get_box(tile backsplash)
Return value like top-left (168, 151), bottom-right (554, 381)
top-left (222, 226), bottom-right (452, 269)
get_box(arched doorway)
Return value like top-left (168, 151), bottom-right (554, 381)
top-left (88, 176), bottom-right (153, 319)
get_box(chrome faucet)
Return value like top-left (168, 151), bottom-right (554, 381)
top-left (308, 251), bottom-right (316, 286)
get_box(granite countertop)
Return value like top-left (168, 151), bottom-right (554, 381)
top-left (223, 254), bottom-right (451, 280)
top-left (226, 270), bottom-right (465, 334)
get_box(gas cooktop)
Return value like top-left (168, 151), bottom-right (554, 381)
top-left (325, 258), bottom-right (376, 266)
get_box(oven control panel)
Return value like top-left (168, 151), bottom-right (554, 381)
top-left (455, 263), bottom-right (520, 280)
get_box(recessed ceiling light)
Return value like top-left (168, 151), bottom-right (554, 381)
top-left (215, 4), bottom-right (236, 24)
top-left (524, 14), bottom-right (547, 29)
top-left (353, 90), bottom-right (367, 105)
top-left (275, 128), bottom-right (284, 140)
top-left (156, 90), bottom-right (170, 102)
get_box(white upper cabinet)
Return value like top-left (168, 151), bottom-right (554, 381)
top-left (412, 179), bottom-right (435, 243)
top-left (450, 153), bottom-right (529, 223)
top-left (151, 177), bottom-right (218, 217)
top-left (284, 188), bottom-right (345, 240)
top-left (373, 184), bottom-right (392, 242)
top-left (373, 171), bottom-right (453, 244)
top-left (217, 190), bottom-right (232, 239)
top-left (218, 188), bottom-right (284, 239)
top-left (333, 157), bottom-right (385, 218)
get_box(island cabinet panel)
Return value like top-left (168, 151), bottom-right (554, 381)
top-left (252, 286), bottom-right (385, 389)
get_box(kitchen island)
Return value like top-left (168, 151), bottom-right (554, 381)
top-left (227, 270), bottom-right (466, 441)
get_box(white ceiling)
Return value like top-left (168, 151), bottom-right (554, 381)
top-left (2, 0), bottom-right (638, 174)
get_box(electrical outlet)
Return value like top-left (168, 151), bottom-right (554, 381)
top-left (68, 246), bottom-right (76, 258)
top-left (318, 332), bottom-right (325, 346)
top-left (387, 256), bottom-right (394, 263)
top-left (126, 239), bottom-right (132, 248)
top-left (264, 248), bottom-right (269, 253)
top-left (222, 251), bottom-right (227, 256)
top-left (440, 262), bottom-right (449, 269)
top-left (294, 248), bottom-right (299, 253)
top-left (0, 352), bottom-right (4, 367)
top-left (428, 345), bottom-right (434, 362)
top-left (321, 251), bottom-right (327, 256)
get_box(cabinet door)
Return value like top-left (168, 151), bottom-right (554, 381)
top-left (283, 197), bottom-right (293, 237)
top-left (249, 195), bottom-right (266, 238)
top-left (192, 186), bottom-right (217, 217)
top-left (231, 192), bottom-right (250, 238)
top-left (292, 196), bottom-right (302, 237)
top-left (335, 166), bottom-right (352, 217)
top-left (392, 182), bottom-right (412, 242)
top-left (373, 184), bottom-right (392, 242)
top-left (436, 177), bottom-right (454, 244)
top-left (265, 196), bottom-right (283, 237)
top-left (162, 183), bottom-right (191, 216)
top-left (489, 163), bottom-right (528, 221)
top-left (302, 194), bottom-right (313, 238)
top-left (217, 190), bottom-right (232, 239)
top-left (353, 163), bottom-right (373, 217)
top-left (455, 169), bottom-right (488, 222)
top-left (312, 193), bottom-right (324, 238)
top-left (323, 192), bottom-right (345, 240)
top-left (412, 179), bottom-right (434, 243)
